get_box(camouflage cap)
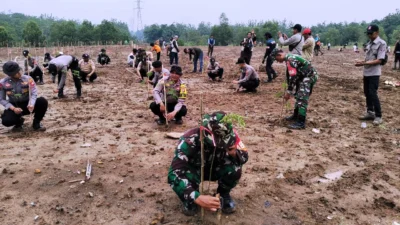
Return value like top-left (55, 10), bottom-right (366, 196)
top-left (202, 111), bottom-right (236, 149)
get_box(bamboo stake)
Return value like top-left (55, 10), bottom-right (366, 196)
top-left (200, 92), bottom-right (205, 220)
top-left (216, 193), bottom-right (222, 224)
top-left (163, 76), bottom-right (169, 127)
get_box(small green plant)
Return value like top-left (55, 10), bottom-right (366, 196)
top-left (221, 113), bottom-right (246, 128)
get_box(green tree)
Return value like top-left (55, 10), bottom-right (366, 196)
top-left (23, 20), bottom-right (43, 46)
top-left (390, 26), bottom-right (400, 45)
top-left (324, 28), bottom-right (341, 46)
top-left (211, 13), bottom-right (233, 46)
top-left (0, 26), bottom-right (10, 46)
top-left (95, 20), bottom-right (120, 44)
top-left (50, 21), bottom-right (78, 44)
top-left (79, 20), bottom-right (95, 44)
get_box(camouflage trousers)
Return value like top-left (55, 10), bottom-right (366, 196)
top-left (168, 162), bottom-right (242, 208)
top-left (295, 73), bottom-right (319, 117)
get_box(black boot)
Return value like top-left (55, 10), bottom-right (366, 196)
top-left (183, 203), bottom-right (198, 216)
top-left (77, 89), bottom-right (82, 98)
top-left (288, 115), bottom-right (306, 130)
top-left (285, 108), bottom-right (299, 121)
top-left (220, 192), bottom-right (236, 214)
top-left (33, 119), bottom-right (46, 132)
top-left (156, 117), bottom-right (166, 125)
top-left (12, 117), bottom-right (25, 132)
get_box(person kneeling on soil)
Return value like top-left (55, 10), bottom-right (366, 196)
top-left (136, 58), bottom-right (153, 83)
top-left (48, 55), bottom-right (81, 98)
top-left (147, 61), bottom-right (170, 88)
top-left (207, 57), bottom-right (224, 82)
top-left (1, 61), bottom-right (48, 132)
top-left (150, 65), bottom-right (187, 125)
top-left (270, 48), bottom-right (319, 130)
top-left (97, 49), bottom-right (111, 66)
top-left (79, 54), bottom-right (97, 83)
top-left (168, 111), bottom-right (249, 216)
top-left (232, 58), bottom-right (260, 93)
top-left (127, 49), bottom-right (137, 67)
top-left (23, 50), bottom-right (44, 85)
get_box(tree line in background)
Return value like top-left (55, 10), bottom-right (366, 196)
top-left (0, 13), bottom-right (134, 47)
top-left (144, 10), bottom-right (400, 46)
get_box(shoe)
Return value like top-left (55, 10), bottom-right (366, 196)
top-left (217, 78), bottom-right (223, 82)
top-left (220, 193), bottom-right (236, 214)
top-left (285, 114), bottom-right (297, 121)
top-left (288, 121), bottom-right (306, 130)
top-left (183, 204), bottom-right (198, 216)
top-left (11, 117), bottom-right (25, 132)
top-left (77, 90), bottom-right (82, 98)
top-left (273, 74), bottom-right (278, 79)
top-left (33, 120), bottom-right (46, 132)
top-left (191, 70), bottom-right (197, 73)
top-left (373, 117), bottom-right (383, 126)
top-left (58, 95), bottom-right (68, 99)
top-left (245, 89), bottom-right (257, 93)
top-left (263, 79), bottom-right (272, 83)
top-left (175, 119), bottom-right (183, 125)
top-left (156, 119), bottom-right (166, 125)
top-left (359, 111), bottom-right (375, 120)
top-left (37, 81), bottom-right (44, 85)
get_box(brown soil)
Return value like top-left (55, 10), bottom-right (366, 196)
top-left (0, 46), bottom-right (399, 225)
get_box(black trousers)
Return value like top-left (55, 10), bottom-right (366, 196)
top-left (1, 97), bottom-right (48, 127)
top-left (29, 67), bottom-right (44, 83)
top-left (150, 102), bottom-right (187, 121)
top-left (240, 51), bottom-right (252, 65)
top-left (363, 76), bottom-right (382, 117)
top-left (208, 68), bottom-right (224, 80)
top-left (157, 52), bottom-right (161, 61)
top-left (394, 54), bottom-right (400, 69)
top-left (208, 45), bottom-right (214, 57)
top-left (266, 57), bottom-right (277, 80)
top-left (241, 79), bottom-right (260, 91)
top-left (57, 71), bottom-right (81, 97)
top-left (80, 71), bottom-right (97, 82)
top-left (170, 52), bottom-right (178, 65)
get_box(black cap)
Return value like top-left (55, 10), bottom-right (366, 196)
top-left (82, 54), bottom-right (89, 58)
top-left (48, 64), bottom-right (57, 75)
top-left (170, 65), bottom-right (183, 75)
top-left (23, 50), bottom-right (29, 57)
top-left (152, 61), bottom-right (162, 68)
top-left (101, 48), bottom-right (106, 52)
top-left (291, 24), bottom-right (302, 32)
top-left (366, 24), bottom-right (379, 34)
top-left (264, 32), bottom-right (272, 38)
top-left (3, 61), bottom-right (22, 77)
top-left (235, 58), bottom-right (246, 64)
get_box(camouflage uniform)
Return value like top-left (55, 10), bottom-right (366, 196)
top-left (168, 112), bottom-right (249, 210)
top-left (285, 53), bottom-right (319, 119)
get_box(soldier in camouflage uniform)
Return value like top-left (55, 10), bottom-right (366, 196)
top-left (270, 49), bottom-right (319, 129)
top-left (168, 111), bottom-right (249, 216)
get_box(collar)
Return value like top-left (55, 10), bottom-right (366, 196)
top-left (371, 36), bottom-right (381, 45)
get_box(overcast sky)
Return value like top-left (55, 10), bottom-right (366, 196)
top-left (1, 0), bottom-right (397, 30)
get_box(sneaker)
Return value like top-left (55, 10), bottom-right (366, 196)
top-left (288, 121), bottom-right (306, 130)
top-left (220, 193), bottom-right (236, 214)
top-left (175, 119), bottom-right (183, 125)
top-left (285, 114), bottom-right (297, 121)
top-left (156, 119), bottom-right (166, 125)
top-left (359, 111), bottom-right (375, 120)
top-left (183, 204), bottom-right (198, 216)
top-left (373, 117), bottom-right (383, 126)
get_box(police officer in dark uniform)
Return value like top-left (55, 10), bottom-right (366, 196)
top-left (240, 32), bottom-right (254, 65)
top-left (262, 32), bottom-right (278, 83)
top-left (97, 49), bottom-right (111, 66)
top-left (1, 61), bottom-right (48, 132)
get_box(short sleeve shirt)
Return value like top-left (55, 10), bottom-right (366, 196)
top-left (364, 36), bottom-right (387, 76)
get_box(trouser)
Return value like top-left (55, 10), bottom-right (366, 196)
top-left (328, 46), bottom-right (331, 50)
top-left (150, 102), bottom-right (187, 121)
top-left (139, 69), bottom-right (150, 80)
top-left (241, 79), bottom-right (260, 91)
top-left (1, 97), bottom-right (48, 127)
top-left (240, 51), bottom-right (252, 65)
top-left (266, 57), bottom-right (277, 81)
top-left (128, 61), bottom-right (134, 67)
top-left (80, 71), bottom-right (97, 82)
top-left (363, 76), bottom-right (382, 117)
top-left (30, 67), bottom-right (43, 83)
top-left (394, 54), bottom-right (400, 69)
top-left (57, 71), bottom-right (82, 97)
top-left (99, 58), bottom-right (110, 65)
top-left (208, 68), bottom-right (224, 80)
top-left (168, 160), bottom-right (242, 208)
top-left (293, 74), bottom-right (318, 121)
top-left (170, 52), bottom-right (179, 65)
top-left (156, 52), bottom-right (161, 61)
top-left (193, 53), bottom-right (204, 72)
top-left (208, 45), bottom-right (214, 57)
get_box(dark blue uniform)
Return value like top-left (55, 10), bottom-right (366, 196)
top-left (263, 38), bottom-right (277, 81)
